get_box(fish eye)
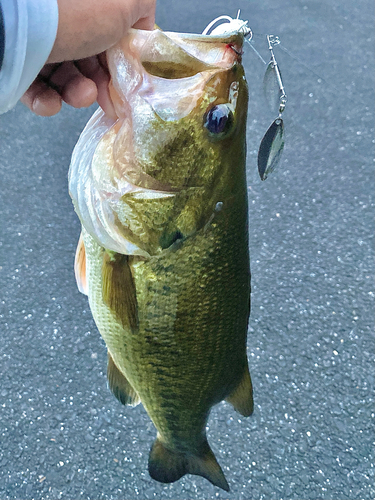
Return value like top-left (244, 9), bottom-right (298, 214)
top-left (204, 104), bottom-right (234, 136)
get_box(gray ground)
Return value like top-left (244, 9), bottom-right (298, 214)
top-left (0, 0), bottom-right (374, 499)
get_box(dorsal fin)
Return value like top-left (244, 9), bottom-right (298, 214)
top-left (74, 233), bottom-right (88, 295)
top-left (148, 436), bottom-right (229, 491)
top-left (102, 251), bottom-right (139, 331)
top-left (225, 363), bottom-right (254, 416)
top-left (107, 352), bottom-right (140, 406)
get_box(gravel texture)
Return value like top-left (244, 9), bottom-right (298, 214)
top-left (0, 1), bottom-right (374, 499)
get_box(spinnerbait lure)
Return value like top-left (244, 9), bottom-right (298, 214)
top-left (202, 12), bottom-right (288, 180)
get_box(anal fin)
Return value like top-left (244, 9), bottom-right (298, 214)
top-left (225, 363), bottom-right (254, 417)
top-left (148, 436), bottom-right (229, 492)
top-left (74, 233), bottom-right (88, 295)
top-left (107, 352), bottom-right (140, 407)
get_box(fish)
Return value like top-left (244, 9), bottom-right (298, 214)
top-left (68, 24), bottom-right (253, 492)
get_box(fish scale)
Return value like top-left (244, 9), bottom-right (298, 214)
top-left (70, 24), bottom-right (253, 491)
top-left (83, 189), bottom-right (249, 442)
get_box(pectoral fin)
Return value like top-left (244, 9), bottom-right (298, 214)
top-left (74, 233), bottom-right (88, 295)
top-left (225, 364), bottom-right (254, 417)
top-left (148, 436), bottom-right (229, 492)
top-left (102, 251), bottom-right (139, 331)
top-left (107, 352), bottom-right (140, 406)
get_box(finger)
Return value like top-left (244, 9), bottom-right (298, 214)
top-left (21, 79), bottom-right (62, 116)
top-left (48, 62), bottom-right (98, 109)
top-left (132, 1), bottom-right (156, 31)
top-left (132, 14), bottom-right (156, 31)
top-left (132, 0), bottom-right (156, 31)
top-left (62, 75), bottom-right (97, 109)
top-left (39, 62), bottom-right (64, 84)
top-left (76, 56), bottom-right (117, 119)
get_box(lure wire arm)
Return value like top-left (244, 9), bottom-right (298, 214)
top-left (257, 34), bottom-right (287, 180)
top-left (267, 35), bottom-right (287, 116)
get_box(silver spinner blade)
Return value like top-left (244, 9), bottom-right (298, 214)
top-left (257, 117), bottom-right (284, 181)
top-left (263, 61), bottom-right (284, 115)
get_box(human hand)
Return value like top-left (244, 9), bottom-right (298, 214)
top-left (20, 0), bottom-right (156, 118)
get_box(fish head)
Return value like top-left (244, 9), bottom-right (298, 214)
top-left (69, 28), bottom-right (249, 256)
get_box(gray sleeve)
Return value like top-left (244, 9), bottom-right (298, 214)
top-left (0, 3), bottom-right (4, 70)
top-left (0, 0), bottom-right (59, 114)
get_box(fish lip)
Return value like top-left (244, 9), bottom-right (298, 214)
top-left (132, 27), bottom-right (244, 43)
top-left (132, 28), bottom-right (244, 69)
top-left (162, 30), bottom-right (245, 65)
top-left (163, 31), bottom-right (245, 45)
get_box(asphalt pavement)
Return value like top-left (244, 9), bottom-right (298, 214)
top-left (0, 0), bottom-right (374, 499)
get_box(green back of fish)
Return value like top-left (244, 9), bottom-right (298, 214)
top-left (83, 167), bottom-right (250, 438)
top-left (81, 57), bottom-right (252, 489)
top-left (84, 186), bottom-right (249, 438)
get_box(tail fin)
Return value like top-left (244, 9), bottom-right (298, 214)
top-left (148, 437), bottom-right (229, 491)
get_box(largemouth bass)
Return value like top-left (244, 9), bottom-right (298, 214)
top-left (69, 25), bottom-right (253, 491)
